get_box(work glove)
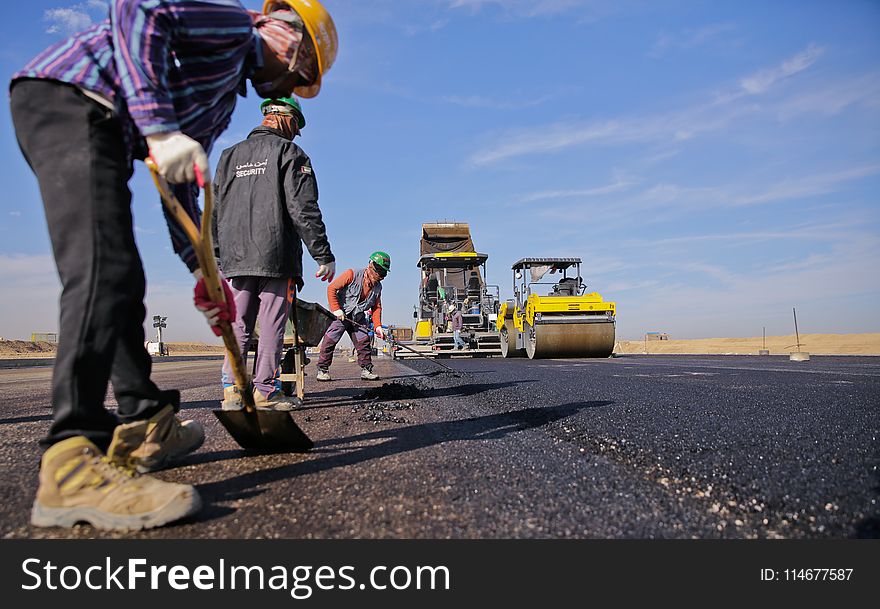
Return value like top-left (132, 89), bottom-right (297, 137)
top-left (316, 261), bottom-right (336, 283)
top-left (192, 269), bottom-right (236, 336)
top-left (332, 309), bottom-right (345, 322)
top-left (146, 131), bottom-right (210, 184)
top-left (374, 326), bottom-right (386, 340)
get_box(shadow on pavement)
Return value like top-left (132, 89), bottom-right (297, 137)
top-left (0, 413), bottom-right (53, 425)
top-left (193, 400), bottom-right (612, 510)
top-left (302, 379), bottom-right (537, 410)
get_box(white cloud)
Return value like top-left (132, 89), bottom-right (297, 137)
top-left (44, 8), bottom-right (92, 34)
top-left (469, 45), bottom-right (831, 166)
top-left (448, 0), bottom-right (593, 17)
top-left (9, 211), bottom-right (21, 217)
top-left (729, 164), bottom-right (880, 206)
top-left (739, 44), bottom-right (824, 94)
top-left (519, 175), bottom-right (635, 203)
top-left (440, 93), bottom-right (553, 110)
top-left (470, 120), bottom-right (621, 165)
top-left (774, 72), bottom-right (880, 119)
top-left (44, 1), bottom-right (108, 35)
top-left (650, 22), bottom-right (736, 58)
top-left (640, 224), bottom-right (856, 248)
top-left (510, 163), bottom-right (880, 239)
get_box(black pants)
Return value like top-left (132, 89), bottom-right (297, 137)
top-left (11, 80), bottom-right (177, 450)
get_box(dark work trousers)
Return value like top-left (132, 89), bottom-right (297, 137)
top-left (11, 80), bottom-right (176, 451)
top-left (317, 319), bottom-right (373, 370)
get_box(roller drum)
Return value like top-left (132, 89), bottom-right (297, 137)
top-left (524, 319), bottom-right (615, 359)
top-left (499, 319), bottom-right (526, 358)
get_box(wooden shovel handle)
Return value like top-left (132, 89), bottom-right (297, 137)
top-left (145, 160), bottom-right (256, 412)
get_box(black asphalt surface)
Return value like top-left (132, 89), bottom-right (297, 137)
top-left (0, 354), bottom-right (877, 538)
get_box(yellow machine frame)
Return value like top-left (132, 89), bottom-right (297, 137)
top-left (498, 257), bottom-right (616, 359)
top-left (497, 289), bottom-right (615, 332)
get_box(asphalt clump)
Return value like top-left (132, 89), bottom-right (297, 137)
top-left (352, 381), bottom-right (429, 425)
top-left (352, 401), bottom-right (415, 425)
top-left (357, 381), bottom-right (428, 401)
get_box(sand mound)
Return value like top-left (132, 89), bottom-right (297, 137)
top-left (161, 342), bottom-right (225, 355)
top-left (615, 333), bottom-right (880, 356)
top-left (0, 340), bottom-right (58, 358)
top-left (0, 340), bottom-right (224, 358)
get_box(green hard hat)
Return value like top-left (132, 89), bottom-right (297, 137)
top-left (260, 97), bottom-right (306, 129)
top-left (369, 251), bottom-right (391, 273)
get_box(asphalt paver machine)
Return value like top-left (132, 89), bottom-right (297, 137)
top-left (402, 223), bottom-right (501, 357)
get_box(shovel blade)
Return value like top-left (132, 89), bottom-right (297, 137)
top-left (213, 409), bottom-right (313, 452)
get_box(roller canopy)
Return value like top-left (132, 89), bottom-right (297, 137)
top-left (512, 257), bottom-right (581, 270)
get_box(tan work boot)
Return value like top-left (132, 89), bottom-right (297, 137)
top-left (253, 388), bottom-right (301, 411)
top-left (360, 367), bottom-right (380, 381)
top-left (31, 436), bottom-right (201, 531)
top-left (108, 405), bottom-right (205, 473)
top-left (222, 385), bottom-right (243, 411)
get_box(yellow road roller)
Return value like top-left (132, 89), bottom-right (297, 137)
top-left (497, 258), bottom-right (616, 359)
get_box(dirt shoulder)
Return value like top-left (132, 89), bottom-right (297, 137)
top-left (616, 333), bottom-right (880, 356)
top-left (3, 333), bottom-right (879, 358)
top-left (0, 340), bottom-right (225, 359)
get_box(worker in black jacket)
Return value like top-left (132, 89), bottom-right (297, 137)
top-left (213, 97), bottom-right (335, 410)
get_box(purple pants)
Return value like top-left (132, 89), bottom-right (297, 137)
top-left (317, 319), bottom-right (372, 370)
top-left (221, 276), bottom-right (292, 396)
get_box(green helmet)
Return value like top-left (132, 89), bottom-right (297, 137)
top-left (369, 251), bottom-right (391, 274)
top-left (260, 97), bottom-right (305, 129)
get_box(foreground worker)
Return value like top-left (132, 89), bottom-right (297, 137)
top-left (214, 98), bottom-right (335, 411)
top-left (9, 0), bottom-right (337, 531)
top-left (317, 252), bottom-right (391, 381)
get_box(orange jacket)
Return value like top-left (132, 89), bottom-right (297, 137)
top-left (327, 269), bottom-right (382, 328)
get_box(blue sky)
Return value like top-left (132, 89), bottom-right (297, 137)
top-left (1, 0), bottom-right (878, 342)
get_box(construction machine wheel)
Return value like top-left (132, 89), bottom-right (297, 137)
top-left (499, 320), bottom-right (526, 358)
top-left (524, 320), bottom-right (615, 359)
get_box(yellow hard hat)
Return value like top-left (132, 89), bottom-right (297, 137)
top-left (263, 0), bottom-right (338, 98)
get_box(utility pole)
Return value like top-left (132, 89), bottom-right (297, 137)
top-left (789, 307), bottom-right (809, 362)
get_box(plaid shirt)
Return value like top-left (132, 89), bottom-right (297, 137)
top-left (11, 0), bottom-right (261, 271)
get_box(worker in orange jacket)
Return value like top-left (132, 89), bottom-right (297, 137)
top-left (316, 252), bottom-right (390, 381)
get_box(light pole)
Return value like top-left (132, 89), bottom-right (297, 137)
top-left (152, 315), bottom-right (167, 356)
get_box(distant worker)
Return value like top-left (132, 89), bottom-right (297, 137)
top-left (9, 0), bottom-right (338, 531)
top-left (214, 97), bottom-right (335, 410)
top-left (450, 303), bottom-right (468, 350)
top-left (317, 252), bottom-right (391, 381)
